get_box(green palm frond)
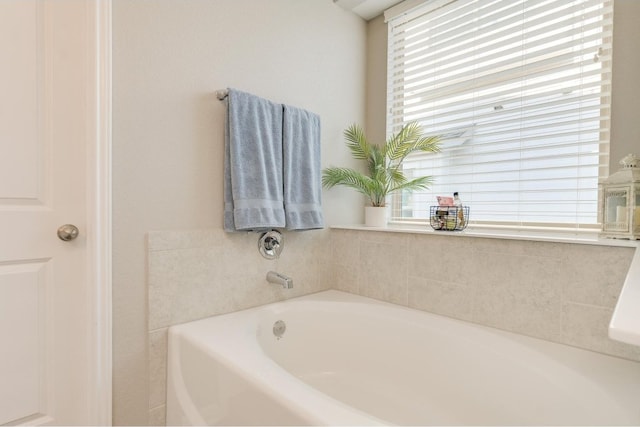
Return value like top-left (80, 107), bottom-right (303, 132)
top-left (401, 135), bottom-right (440, 159)
top-left (413, 135), bottom-right (441, 152)
top-left (322, 167), bottom-right (376, 196)
top-left (388, 167), bottom-right (407, 185)
top-left (322, 122), bottom-right (441, 207)
top-left (343, 124), bottom-right (370, 160)
top-left (385, 122), bottom-right (423, 160)
top-left (368, 145), bottom-right (386, 177)
top-left (389, 175), bottom-right (434, 193)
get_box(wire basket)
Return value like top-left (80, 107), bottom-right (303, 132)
top-left (430, 206), bottom-right (470, 231)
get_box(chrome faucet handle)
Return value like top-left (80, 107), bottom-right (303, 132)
top-left (264, 236), bottom-right (279, 251)
top-left (258, 230), bottom-right (283, 259)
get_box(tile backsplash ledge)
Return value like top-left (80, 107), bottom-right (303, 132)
top-left (331, 228), bottom-right (638, 361)
top-left (332, 223), bottom-right (640, 248)
top-left (146, 227), bottom-right (639, 425)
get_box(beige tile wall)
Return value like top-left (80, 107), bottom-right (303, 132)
top-left (146, 228), bottom-right (332, 424)
top-left (147, 227), bottom-right (639, 424)
top-left (332, 229), bottom-right (640, 361)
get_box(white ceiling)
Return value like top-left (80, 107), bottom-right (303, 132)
top-left (334, 0), bottom-right (404, 20)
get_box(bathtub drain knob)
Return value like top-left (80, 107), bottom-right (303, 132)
top-left (273, 320), bottom-right (286, 339)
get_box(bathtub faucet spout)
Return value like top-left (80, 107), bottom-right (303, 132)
top-left (266, 271), bottom-right (293, 289)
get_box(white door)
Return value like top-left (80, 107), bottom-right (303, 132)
top-left (0, 1), bottom-right (107, 424)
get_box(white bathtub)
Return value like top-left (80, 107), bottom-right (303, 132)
top-left (166, 290), bottom-right (640, 426)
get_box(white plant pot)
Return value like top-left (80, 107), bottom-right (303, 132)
top-left (365, 206), bottom-right (388, 227)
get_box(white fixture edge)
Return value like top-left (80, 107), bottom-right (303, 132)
top-left (86, 0), bottom-right (113, 424)
top-left (609, 246), bottom-right (640, 347)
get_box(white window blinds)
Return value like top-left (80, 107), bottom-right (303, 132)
top-left (386, 0), bottom-right (613, 228)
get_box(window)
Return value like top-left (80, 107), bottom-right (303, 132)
top-left (386, 0), bottom-right (613, 229)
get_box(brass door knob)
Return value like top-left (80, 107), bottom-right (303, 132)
top-left (57, 224), bottom-right (79, 241)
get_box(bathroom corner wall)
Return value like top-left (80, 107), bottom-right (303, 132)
top-left (332, 229), bottom-right (640, 362)
top-left (112, 1), bottom-right (366, 424)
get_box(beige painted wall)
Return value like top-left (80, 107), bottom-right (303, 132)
top-left (112, 1), bottom-right (366, 424)
top-left (610, 0), bottom-right (640, 169)
top-left (365, 0), bottom-right (640, 171)
top-left (365, 14), bottom-right (387, 141)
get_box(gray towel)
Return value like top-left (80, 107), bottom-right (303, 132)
top-left (283, 105), bottom-right (325, 230)
top-left (224, 89), bottom-right (286, 231)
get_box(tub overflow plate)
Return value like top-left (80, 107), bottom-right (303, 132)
top-left (273, 320), bottom-right (286, 340)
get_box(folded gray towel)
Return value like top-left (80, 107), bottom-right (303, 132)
top-left (224, 89), bottom-right (286, 231)
top-left (283, 104), bottom-right (324, 230)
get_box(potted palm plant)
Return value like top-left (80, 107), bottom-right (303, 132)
top-left (322, 122), bottom-right (440, 226)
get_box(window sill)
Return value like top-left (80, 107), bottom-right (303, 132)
top-left (330, 223), bottom-right (639, 248)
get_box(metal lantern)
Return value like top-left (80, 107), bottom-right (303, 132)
top-left (599, 154), bottom-right (640, 240)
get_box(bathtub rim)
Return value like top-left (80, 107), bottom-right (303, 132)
top-left (167, 292), bottom-right (390, 426)
top-left (167, 290), bottom-right (640, 426)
